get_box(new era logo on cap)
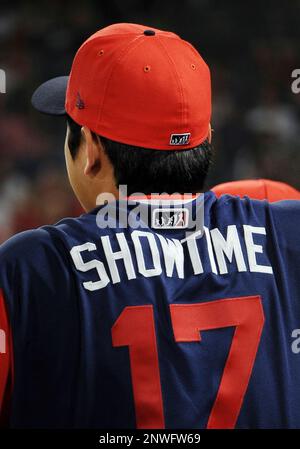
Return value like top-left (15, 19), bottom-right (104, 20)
top-left (76, 92), bottom-right (85, 109)
top-left (170, 133), bottom-right (191, 146)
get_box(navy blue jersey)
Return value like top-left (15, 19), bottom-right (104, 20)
top-left (0, 191), bottom-right (300, 428)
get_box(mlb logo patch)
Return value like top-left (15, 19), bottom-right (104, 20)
top-left (152, 208), bottom-right (189, 229)
top-left (170, 133), bottom-right (191, 146)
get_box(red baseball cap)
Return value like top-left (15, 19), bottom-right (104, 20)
top-left (212, 179), bottom-right (300, 202)
top-left (31, 23), bottom-right (211, 150)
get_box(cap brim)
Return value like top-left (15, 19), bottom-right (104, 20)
top-left (31, 76), bottom-right (69, 115)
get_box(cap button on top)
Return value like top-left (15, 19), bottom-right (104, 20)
top-left (143, 29), bottom-right (156, 36)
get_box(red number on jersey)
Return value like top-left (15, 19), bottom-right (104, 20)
top-left (112, 305), bottom-right (165, 429)
top-left (170, 296), bottom-right (265, 428)
top-left (112, 295), bottom-right (265, 428)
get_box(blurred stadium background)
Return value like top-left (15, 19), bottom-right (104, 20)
top-left (0, 0), bottom-right (300, 242)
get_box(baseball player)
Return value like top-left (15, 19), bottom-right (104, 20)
top-left (1, 23), bottom-right (300, 429)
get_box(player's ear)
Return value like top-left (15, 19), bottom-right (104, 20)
top-left (208, 123), bottom-right (212, 144)
top-left (81, 126), bottom-right (102, 177)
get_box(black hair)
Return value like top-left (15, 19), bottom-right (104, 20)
top-left (66, 115), bottom-right (213, 194)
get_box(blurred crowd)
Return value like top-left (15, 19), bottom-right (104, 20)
top-left (0, 0), bottom-right (300, 242)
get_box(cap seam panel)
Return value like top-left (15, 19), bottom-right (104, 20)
top-left (96, 35), bottom-right (144, 126)
top-left (156, 37), bottom-right (187, 131)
